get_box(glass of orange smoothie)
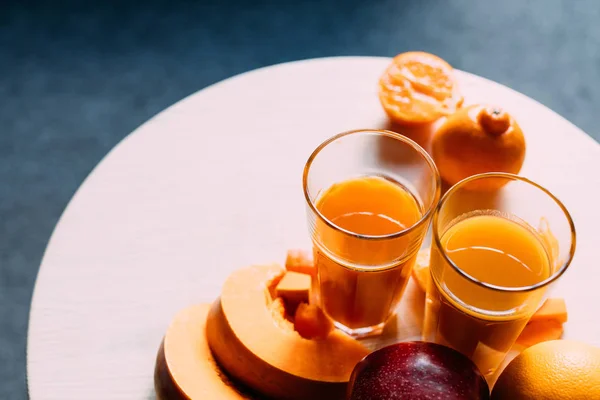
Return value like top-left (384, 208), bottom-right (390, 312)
top-left (422, 173), bottom-right (576, 378)
top-left (303, 129), bottom-right (441, 337)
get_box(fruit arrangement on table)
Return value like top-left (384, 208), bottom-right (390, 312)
top-left (153, 52), bottom-right (599, 399)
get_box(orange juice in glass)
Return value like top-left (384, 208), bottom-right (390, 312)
top-left (303, 129), bottom-right (440, 337)
top-left (423, 173), bottom-right (576, 377)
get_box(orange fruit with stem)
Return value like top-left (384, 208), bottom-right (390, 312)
top-left (379, 51), bottom-right (463, 125)
top-left (431, 104), bottom-right (526, 188)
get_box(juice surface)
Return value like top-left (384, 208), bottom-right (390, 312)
top-left (317, 175), bottom-right (421, 236)
top-left (313, 176), bottom-right (424, 331)
top-left (442, 214), bottom-right (551, 289)
top-left (423, 213), bottom-right (551, 376)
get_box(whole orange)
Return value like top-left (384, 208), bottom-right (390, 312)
top-left (431, 104), bottom-right (526, 188)
top-left (491, 340), bottom-right (600, 399)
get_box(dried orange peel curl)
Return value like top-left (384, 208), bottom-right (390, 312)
top-left (379, 51), bottom-right (463, 125)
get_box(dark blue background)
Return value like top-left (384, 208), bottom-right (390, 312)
top-left (1, 0), bottom-right (598, 397)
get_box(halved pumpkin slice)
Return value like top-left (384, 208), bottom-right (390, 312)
top-left (206, 264), bottom-right (369, 400)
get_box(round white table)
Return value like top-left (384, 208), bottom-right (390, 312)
top-left (27, 57), bottom-right (600, 399)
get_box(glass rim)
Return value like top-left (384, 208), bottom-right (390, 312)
top-left (302, 129), bottom-right (441, 241)
top-left (432, 172), bottom-right (577, 293)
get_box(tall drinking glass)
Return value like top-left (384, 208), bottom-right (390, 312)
top-left (423, 173), bottom-right (576, 377)
top-left (303, 129), bottom-right (441, 337)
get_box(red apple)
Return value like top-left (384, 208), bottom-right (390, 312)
top-left (347, 341), bottom-right (489, 400)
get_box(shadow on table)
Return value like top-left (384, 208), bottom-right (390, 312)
top-left (147, 389), bottom-right (157, 400)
